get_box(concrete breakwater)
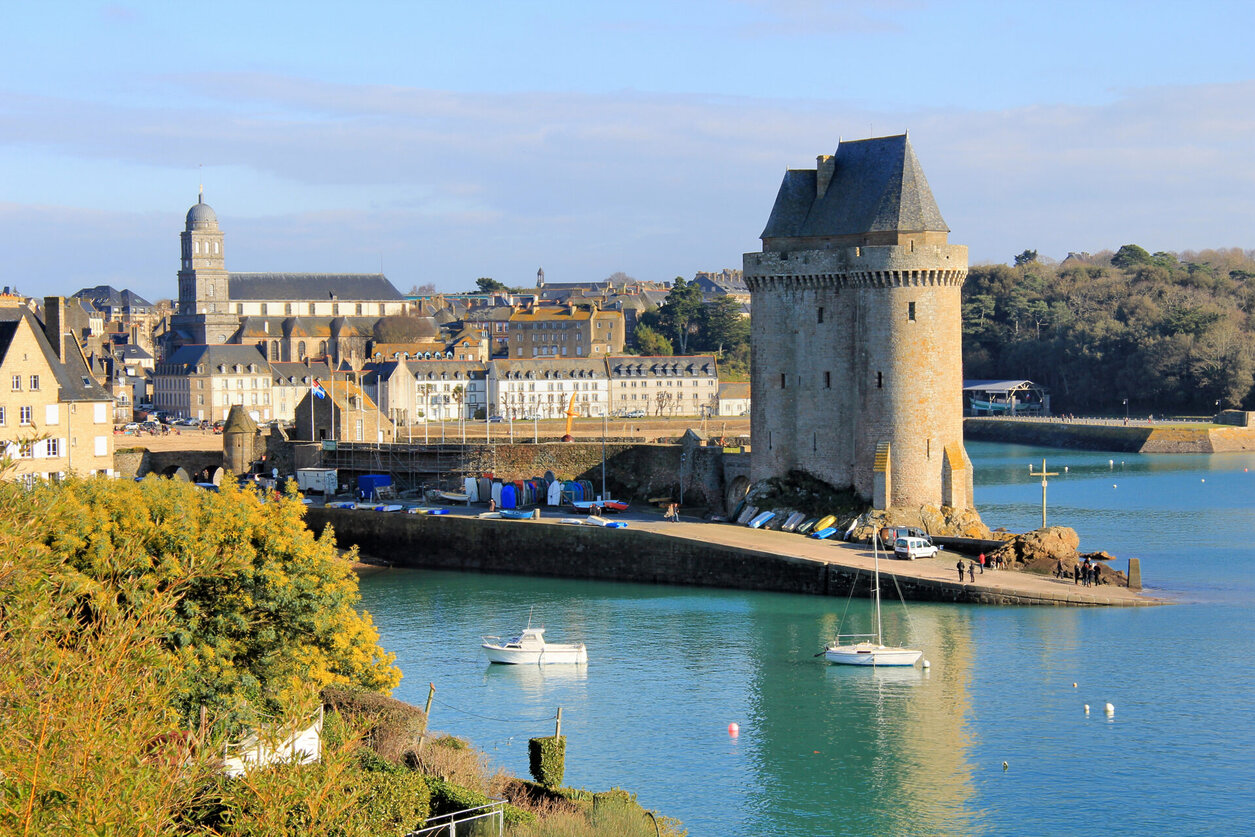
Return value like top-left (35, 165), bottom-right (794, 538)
top-left (964, 417), bottom-right (1255, 453)
top-left (307, 508), bottom-right (1159, 607)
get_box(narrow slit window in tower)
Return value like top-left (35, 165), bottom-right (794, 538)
top-left (909, 301), bottom-right (916, 321)
top-left (780, 373), bottom-right (787, 389)
top-left (824, 371), bottom-right (831, 389)
top-left (818, 307), bottom-right (824, 323)
top-left (877, 371), bottom-right (883, 389)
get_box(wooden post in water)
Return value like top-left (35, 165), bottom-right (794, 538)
top-left (555, 706), bottom-right (562, 739)
top-left (418, 682), bottom-right (435, 752)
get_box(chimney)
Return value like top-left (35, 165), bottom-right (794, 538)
top-left (816, 154), bottom-right (836, 199)
top-left (43, 296), bottom-right (68, 361)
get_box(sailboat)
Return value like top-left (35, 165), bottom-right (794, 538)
top-left (824, 532), bottom-right (923, 667)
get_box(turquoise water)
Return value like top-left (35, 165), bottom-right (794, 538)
top-left (356, 443), bottom-right (1255, 835)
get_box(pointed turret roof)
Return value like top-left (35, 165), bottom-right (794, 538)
top-left (761, 133), bottom-right (949, 240)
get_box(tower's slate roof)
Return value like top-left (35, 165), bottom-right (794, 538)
top-left (761, 134), bottom-right (948, 240)
top-left (228, 273), bottom-right (404, 301)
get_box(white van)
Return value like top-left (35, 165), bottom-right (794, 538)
top-left (894, 536), bottom-right (940, 560)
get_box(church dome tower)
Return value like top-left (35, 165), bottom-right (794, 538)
top-left (173, 190), bottom-right (237, 345)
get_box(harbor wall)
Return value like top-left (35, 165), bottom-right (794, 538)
top-left (308, 508), bottom-right (1151, 607)
top-left (963, 418), bottom-right (1255, 453)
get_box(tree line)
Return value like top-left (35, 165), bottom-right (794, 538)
top-left (963, 246), bottom-right (1255, 414)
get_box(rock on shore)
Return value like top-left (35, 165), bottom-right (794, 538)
top-left (991, 527), bottom-right (1127, 585)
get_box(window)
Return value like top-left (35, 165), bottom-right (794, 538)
top-left (19, 406), bottom-right (32, 426)
top-left (285, 303), bottom-right (293, 315)
top-left (824, 371), bottom-right (831, 389)
top-left (908, 301), bottom-right (916, 321)
top-left (29, 375), bottom-right (39, 390)
top-left (0, 406), bottom-right (5, 425)
top-left (877, 372), bottom-right (883, 389)
top-left (11, 375), bottom-right (20, 391)
top-left (47, 438), bottom-right (59, 457)
top-left (261, 303), bottom-right (268, 315)
top-left (818, 307), bottom-right (824, 324)
top-left (309, 303), bottom-right (316, 315)
top-left (780, 373), bottom-right (787, 389)
top-left (355, 303), bottom-right (363, 315)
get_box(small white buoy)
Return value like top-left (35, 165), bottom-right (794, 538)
top-left (1064, 466), bottom-right (1069, 472)
top-left (1073, 682), bottom-right (1078, 688)
top-left (922, 659), bottom-right (930, 669)
top-left (1084, 704), bottom-right (1090, 714)
top-left (1105, 702), bottom-right (1114, 716)
top-left (1201, 478), bottom-right (1205, 482)
top-left (1109, 459), bottom-right (1114, 467)
top-left (728, 722), bottom-right (739, 737)
top-left (1113, 484), bottom-right (1117, 489)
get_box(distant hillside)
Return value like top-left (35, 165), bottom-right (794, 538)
top-left (962, 246), bottom-right (1255, 413)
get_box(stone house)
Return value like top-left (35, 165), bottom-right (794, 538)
top-left (294, 376), bottom-right (394, 443)
top-left (0, 297), bottom-right (115, 481)
top-left (607, 355), bottom-right (719, 417)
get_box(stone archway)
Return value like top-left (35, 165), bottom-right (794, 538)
top-left (725, 475), bottom-right (750, 513)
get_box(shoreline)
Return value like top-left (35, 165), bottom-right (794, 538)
top-left (313, 507), bottom-right (1165, 608)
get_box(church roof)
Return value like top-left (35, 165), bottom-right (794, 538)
top-left (761, 134), bottom-right (948, 240)
top-left (227, 273), bottom-right (404, 301)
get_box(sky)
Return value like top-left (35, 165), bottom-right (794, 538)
top-left (2, 1), bottom-right (1254, 303)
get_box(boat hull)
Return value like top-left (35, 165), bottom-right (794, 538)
top-left (482, 643), bottom-right (588, 665)
top-left (825, 642), bottom-right (922, 667)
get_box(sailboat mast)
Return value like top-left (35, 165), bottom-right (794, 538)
top-left (873, 531), bottom-right (883, 645)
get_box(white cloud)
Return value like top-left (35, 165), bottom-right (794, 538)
top-left (2, 76), bottom-right (1253, 298)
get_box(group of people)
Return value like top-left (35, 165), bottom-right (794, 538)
top-left (663, 502), bottom-right (680, 522)
top-left (1053, 557), bottom-right (1104, 585)
top-left (955, 552), bottom-right (1007, 583)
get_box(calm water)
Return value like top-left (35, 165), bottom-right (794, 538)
top-left (356, 442), bottom-right (1255, 835)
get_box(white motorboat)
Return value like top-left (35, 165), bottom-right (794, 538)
top-left (482, 625), bottom-right (588, 665)
top-left (824, 532), bottom-right (923, 667)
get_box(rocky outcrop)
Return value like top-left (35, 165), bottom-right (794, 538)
top-left (846, 505), bottom-right (993, 542)
top-left (991, 528), bottom-right (1127, 585)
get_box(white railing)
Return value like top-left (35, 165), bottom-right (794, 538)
top-left (408, 800), bottom-right (505, 837)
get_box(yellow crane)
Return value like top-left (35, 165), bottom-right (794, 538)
top-left (561, 392), bottom-right (579, 441)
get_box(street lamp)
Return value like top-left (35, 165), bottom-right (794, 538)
top-left (1123, 398), bottom-right (1128, 424)
top-left (678, 452), bottom-right (686, 509)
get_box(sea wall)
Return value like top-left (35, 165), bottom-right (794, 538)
top-left (308, 508), bottom-right (1150, 607)
top-left (964, 418), bottom-right (1255, 453)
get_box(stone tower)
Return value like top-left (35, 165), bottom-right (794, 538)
top-left (537, 267), bottom-right (545, 288)
top-left (222, 405), bottom-right (260, 475)
top-left (172, 191), bottom-right (238, 345)
top-left (743, 134), bottom-right (973, 510)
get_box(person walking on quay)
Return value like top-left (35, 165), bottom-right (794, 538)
top-left (957, 559), bottom-right (966, 583)
top-left (979, 553), bottom-right (986, 574)
top-left (968, 562), bottom-right (976, 583)
top-left (1074, 563), bottom-right (1081, 585)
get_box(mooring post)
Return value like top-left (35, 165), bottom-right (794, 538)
top-left (555, 706), bottom-right (562, 739)
top-left (418, 682), bottom-right (436, 751)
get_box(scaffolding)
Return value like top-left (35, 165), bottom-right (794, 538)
top-left (316, 440), bottom-right (482, 495)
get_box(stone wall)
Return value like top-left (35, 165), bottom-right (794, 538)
top-left (308, 508), bottom-right (1151, 607)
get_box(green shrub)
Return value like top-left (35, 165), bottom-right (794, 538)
top-left (528, 736), bottom-right (566, 788)
top-left (427, 778), bottom-right (535, 826)
top-left (351, 768), bottom-right (431, 836)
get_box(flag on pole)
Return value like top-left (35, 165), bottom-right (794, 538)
top-left (312, 378), bottom-right (328, 399)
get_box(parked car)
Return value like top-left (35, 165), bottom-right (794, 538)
top-left (624, 409), bottom-right (646, 418)
top-left (894, 536), bottom-right (941, 560)
top-left (488, 415), bottom-right (504, 423)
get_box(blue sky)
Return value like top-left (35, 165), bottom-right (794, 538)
top-left (2, 1), bottom-right (1254, 301)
